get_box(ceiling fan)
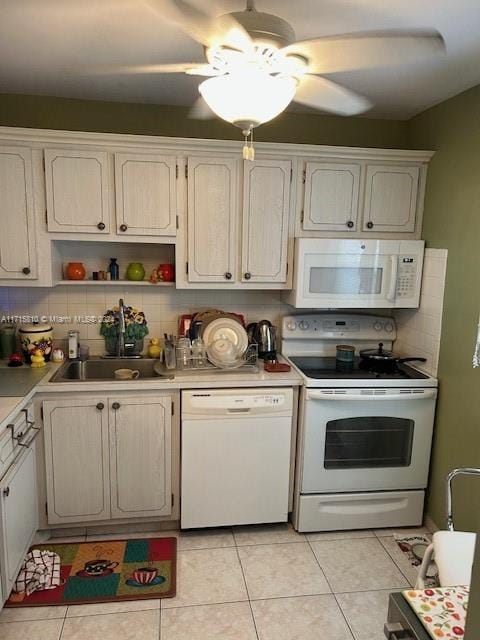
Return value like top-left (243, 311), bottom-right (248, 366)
top-left (105, 0), bottom-right (445, 156)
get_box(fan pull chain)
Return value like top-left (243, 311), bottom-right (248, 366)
top-left (242, 127), bottom-right (255, 161)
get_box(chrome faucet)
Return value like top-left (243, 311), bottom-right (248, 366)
top-left (116, 298), bottom-right (126, 358)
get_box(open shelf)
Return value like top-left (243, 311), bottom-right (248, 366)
top-left (55, 279), bottom-right (175, 287)
top-left (51, 240), bottom-right (176, 287)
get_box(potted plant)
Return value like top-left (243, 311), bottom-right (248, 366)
top-left (100, 305), bottom-right (149, 356)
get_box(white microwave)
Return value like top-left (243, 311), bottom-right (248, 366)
top-left (284, 239), bottom-right (424, 309)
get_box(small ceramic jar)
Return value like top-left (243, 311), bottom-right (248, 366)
top-left (19, 323), bottom-right (53, 362)
top-left (66, 262), bottom-right (86, 280)
top-left (126, 262), bottom-right (145, 281)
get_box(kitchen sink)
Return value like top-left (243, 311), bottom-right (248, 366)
top-left (49, 358), bottom-right (172, 382)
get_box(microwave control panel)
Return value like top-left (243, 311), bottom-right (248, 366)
top-left (396, 256), bottom-right (418, 298)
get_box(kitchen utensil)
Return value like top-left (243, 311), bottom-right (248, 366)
top-left (163, 338), bottom-right (176, 370)
top-left (207, 338), bottom-right (237, 363)
top-left (252, 320), bottom-right (277, 358)
top-left (359, 342), bottom-right (427, 372)
top-left (19, 322), bottom-right (53, 362)
top-left (202, 318), bottom-right (248, 357)
top-left (114, 368), bottom-right (140, 380)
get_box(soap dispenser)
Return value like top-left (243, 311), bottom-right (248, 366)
top-left (68, 330), bottom-right (79, 359)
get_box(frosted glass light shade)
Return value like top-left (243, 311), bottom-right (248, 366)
top-left (199, 69), bottom-right (297, 128)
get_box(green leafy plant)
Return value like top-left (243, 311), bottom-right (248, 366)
top-left (100, 305), bottom-right (149, 341)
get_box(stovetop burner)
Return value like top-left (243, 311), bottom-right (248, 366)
top-left (289, 356), bottom-right (428, 380)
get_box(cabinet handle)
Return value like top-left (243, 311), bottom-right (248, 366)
top-left (3, 487), bottom-right (10, 498)
top-left (244, 272), bottom-right (251, 280)
top-left (224, 272), bottom-right (232, 280)
top-left (22, 267), bottom-right (31, 275)
top-left (346, 220), bottom-right (354, 229)
top-left (366, 221), bottom-right (374, 229)
top-left (96, 402), bottom-right (104, 411)
top-left (112, 402), bottom-right (121, 410)
top-left (97, 222), bottom-right (106, 230)
top-left (119, 224), bottom-right (128, 232)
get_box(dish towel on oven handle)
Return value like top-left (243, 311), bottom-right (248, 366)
top-left (473, 313), bottom-right (480, 368)
top-left (14, 549), bottom-right (62, 595)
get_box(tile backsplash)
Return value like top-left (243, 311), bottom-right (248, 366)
top-left (393, 248), bottom-right (448, 376)
top-left (0, 286), bottom-right (290, 355)
top-left (0, 248), bottom-right (448, 366)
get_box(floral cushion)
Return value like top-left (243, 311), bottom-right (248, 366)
top-left (402, 586), bottom-right (468, 639)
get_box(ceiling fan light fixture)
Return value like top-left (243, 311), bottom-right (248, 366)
top-left (199, 69), bottom-right (297, 129)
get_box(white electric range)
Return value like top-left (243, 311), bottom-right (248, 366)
top-left (281, 313), bottom-right (438, 532)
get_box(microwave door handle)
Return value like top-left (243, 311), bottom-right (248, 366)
top-left (386, 255), bottom-right (398, 302)
top-left (307, 390), bottom-right (437, 401)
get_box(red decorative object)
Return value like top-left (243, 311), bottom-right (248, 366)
top-left (66, 262), bottom-right (86, 280)
top-left (157, 263), bottom-right (175, 282)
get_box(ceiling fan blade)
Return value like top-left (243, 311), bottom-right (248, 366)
top-left (294, 75), bottom-right (371, 116)
top-left (142, 0), bottom-right (253, 51)
top-left (189, 96), bottom-right (216, 120)
top-left (284, 30), bottom-right (445, 74)
top-left (88, 63), bottom-right (215, 76)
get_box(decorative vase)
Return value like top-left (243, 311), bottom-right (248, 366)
top-left (158, 263), bottom-right (175, 282)
top-left (19, 323), bottom-right (53, 362)
top-left (126, 262), bottom-right (145, 281)
top-left (105, 336), bottom-right (144, 356)
top-left (66, 262), bottom-right (86, 280)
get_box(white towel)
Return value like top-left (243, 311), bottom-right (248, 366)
top-left (473, 314), bottom-right (480, 368)
top-left (14, 549), bottom-right (61, 596)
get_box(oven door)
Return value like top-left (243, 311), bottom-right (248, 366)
top-left (301, 387), bottom-right (437, 493)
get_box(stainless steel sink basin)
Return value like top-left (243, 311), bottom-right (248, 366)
top-left (49, 358), bottom-right (172, 382)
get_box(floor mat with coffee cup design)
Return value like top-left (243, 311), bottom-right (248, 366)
top-left (5, 537), bottom-right (176, 606)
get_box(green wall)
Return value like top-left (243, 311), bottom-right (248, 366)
top-left (408, 85), bottom-right (480, 532)
top-left (0, 93), bottom-right (408, 148)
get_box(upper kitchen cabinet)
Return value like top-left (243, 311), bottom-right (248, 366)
top-left (114, 153), bottom-right (177, 237)
top-left (186, 156), bottom-right (238, 284)
top-left (302, 161), bottom-right (361, 232)
top-left (363, 164), bottom-right (420, 233)
top-left (0, 146), bottom-right (37, 280)
top-left (241, 159), bottom-right (291, 284)
top-left (297, 153), bottom-right (428, 239)
top-left (181, 156), bottom-right (293, 289)
top-left (44, 148), bottom-right (111, 234)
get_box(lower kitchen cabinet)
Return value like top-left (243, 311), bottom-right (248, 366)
top-left (109, 397), bottom-right (171, 518)
top-left (0, 447), bottom-right (38, 598)
top-left (42, 394), bottom-right (173, 525)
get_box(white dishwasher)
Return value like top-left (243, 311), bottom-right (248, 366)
top-left (181, 388), bottom-right (294, 529)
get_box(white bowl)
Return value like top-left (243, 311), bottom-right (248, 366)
top-left (208, 338), bottom-right (237, 363)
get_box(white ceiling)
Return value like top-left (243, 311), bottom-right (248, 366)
top-left (1, 0), bottom-right (480, 119)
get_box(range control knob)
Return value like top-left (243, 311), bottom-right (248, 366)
top-left (299, 320), bottom-right (310, 331)
top-left (286, 321), bottom-right (297, 331)
top-left (373, 321), bottom-right (383, 331)
top-left (385, 322), bottom-right (394, 333)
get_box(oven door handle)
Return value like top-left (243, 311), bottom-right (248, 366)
top-left (307, 390), bottom-right (437, 401)
top-left (386, 254), bottom-right (398, 302)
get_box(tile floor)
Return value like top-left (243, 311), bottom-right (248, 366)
top-left (0, 524), bottom-right (431, 640)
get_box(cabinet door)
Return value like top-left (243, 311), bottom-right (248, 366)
top-left (363, 164), bottom-right (420, 233)
top-left (0, 147), bottom-right (37, 279)
top-left (114, 153), bottom-right (177, 236)
top-left (43, 398), bottom-right (110, 524)
top-left (241, 159), bottom-right (291, 284)
top-left (109, 396), bottom-right (172, 519)
top-left (44, 148), bottom-right (111, 233)
top-left (303, 161), bottom-right (360, 232)
top-left (187, 156), bottom-right (238, 283)
top-left (0, 447), bottom-right (38, 597)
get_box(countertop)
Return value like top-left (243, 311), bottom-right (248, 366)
top-left (0, 363), bottom-right (54, 428)
top-left (0, 358), bottom-right (302, 429)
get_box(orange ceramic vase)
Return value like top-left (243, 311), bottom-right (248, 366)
top-left (67, 262), bottom-right (86, 280)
